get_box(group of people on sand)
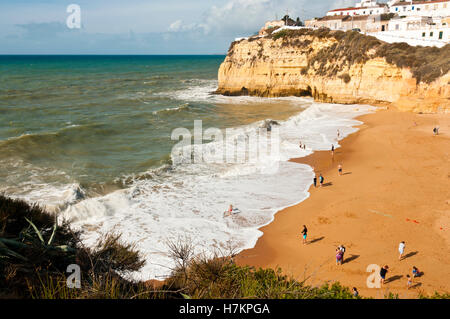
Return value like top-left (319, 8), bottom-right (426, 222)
top-left (313, 174), bottom-right (324, 188)
top-left (379, 241), bottom-right (422, 289)
top-left (300, 225), bottom-right (423, 291)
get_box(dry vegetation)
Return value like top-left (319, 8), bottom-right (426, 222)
top-left (1, 195), bottom-right (448, 299)
top-left (252, 28), bottom-right (450, 84)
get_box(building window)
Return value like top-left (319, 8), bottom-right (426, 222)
top-left (422, 32), bottom-right (426, 37)
top-left (439, 31), bottom-right (443, 39)
top-left (395, 24), bottom-right (400, 30)
top-left (412, 6), bottom-right (415, 10)
top-left (395, 8), bottom-right (398, 11)
top-left (430, 32), bottom-right (433, 37)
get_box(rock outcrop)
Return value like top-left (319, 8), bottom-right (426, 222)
top-left (217, 29), bottom-right (450, 113)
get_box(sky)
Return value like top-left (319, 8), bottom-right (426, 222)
top-left (0, 0), bottom-right (359, 54)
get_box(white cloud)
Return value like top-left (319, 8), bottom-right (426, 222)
top-left (330, 0), bottom-right (357, 10)
top-left (167, 0), bottom-right (345, 37)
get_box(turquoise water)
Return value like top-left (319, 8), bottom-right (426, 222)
top-left (0, 55), bottom-right (306, 200)
top-left (0, 55), bottom-right (374, 279)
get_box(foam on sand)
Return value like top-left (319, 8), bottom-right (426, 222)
top-left (60, 101), bottom-right (375, 281)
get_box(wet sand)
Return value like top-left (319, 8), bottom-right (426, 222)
top-left (235, 107), bottom-right (450, 298)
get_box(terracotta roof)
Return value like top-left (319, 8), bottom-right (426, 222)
top-left (392, 0), bottom-right (449, 6)
top-left (318, 15), bottom-right (349, 21)
top-left (329, 5), bottom-right (384, 12)
top-left (329, 7), bottom-right (360, 12)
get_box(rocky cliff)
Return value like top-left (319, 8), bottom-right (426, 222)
top-left (216, 29), bottom-right (450, 113)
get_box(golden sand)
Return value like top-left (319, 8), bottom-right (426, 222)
top-left (235, 108), bottom-right (450, 298)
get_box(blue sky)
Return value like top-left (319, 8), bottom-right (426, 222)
top-left (0, 0), bottom-right (358, 54)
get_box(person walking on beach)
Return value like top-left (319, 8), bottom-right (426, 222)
top-left (379, 265), bottom-right (389, 285)
top-left (338, 163), bottom-right (343, 176)
top-left (313, 175), bottom-right (317, 188)
top-left (301, 225), bottom-right (308, 245)
top-left (337, 129), bottom-right (341, 139)
top-left (352, 287), bottom-right (359, 297)
top-left (331, 144), bottom-right (335, 158)
top-left (433, 126), bottom-right (439, 136)
top-left (398, 241), bottom-right (406, 260)
top-left (336, 247), bottom-right (343, 265)
top-left (339, 245), bottom-right (346, 263)
top-left (319, 174), bottom-right (324, 187)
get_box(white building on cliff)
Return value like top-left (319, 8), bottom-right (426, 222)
top-left (323, 0), bottom-right (450, 46)
top-left (327, 1), bottom-right (388, 16)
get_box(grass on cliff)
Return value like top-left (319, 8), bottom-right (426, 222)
top-left (1, 195), bottom-right (449, 299)
top-left (262, 28), bottom-right (450, 84)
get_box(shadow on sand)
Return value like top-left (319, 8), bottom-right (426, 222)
top-left (402, 251), bottom-right (418, 260)
top-left (343, 254), bottom-right (359, 264)
top-left (386, 275), bottom-right (403, 283)
top-left (308, 236), bottom-right (325, 244)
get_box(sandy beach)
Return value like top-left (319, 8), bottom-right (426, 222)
top-left (235, 107), bottom-right (450, 298)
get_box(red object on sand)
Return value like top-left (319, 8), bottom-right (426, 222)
top-left (413, 220), bottom-right (419, 224)
top-left (406, 218), bottom-right (410, 221)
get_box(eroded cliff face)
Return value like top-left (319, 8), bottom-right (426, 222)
top-left (217, 33), bottom-right (450, 113)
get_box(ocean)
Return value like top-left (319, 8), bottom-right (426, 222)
top-left (0, 55), bottom-right (374, 280)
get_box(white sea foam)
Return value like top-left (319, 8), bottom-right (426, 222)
top-left (59, 96), bottom-right (375, 281)
top-left (158, 79), bottom-right (313, 106)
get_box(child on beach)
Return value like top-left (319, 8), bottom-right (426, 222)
top-left (406, 275), bottom-right (412, 289)
top-left (331, 145), bottom-right (335, 158)
top-left (338, 164), bottom-right (343, 176)
top-left (301, 225), bottom-right (308, 245)
top-left (398, 241), bottom-right (405, 260)
top-left (412, 266), bottom-right (420, 278)
top-left (319, 174), bottom-right (324, 187)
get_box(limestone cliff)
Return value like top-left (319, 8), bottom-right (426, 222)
top-left (217, 29), bottom-right (450, 113)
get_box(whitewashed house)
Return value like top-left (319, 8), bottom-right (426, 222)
top-left (327, 0), bottom-right (388, 16)
top-left (389, 0), bottom-right (450, 17)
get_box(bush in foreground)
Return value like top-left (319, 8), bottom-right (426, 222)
top-left (1, 195), bottom-right (448, 299)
